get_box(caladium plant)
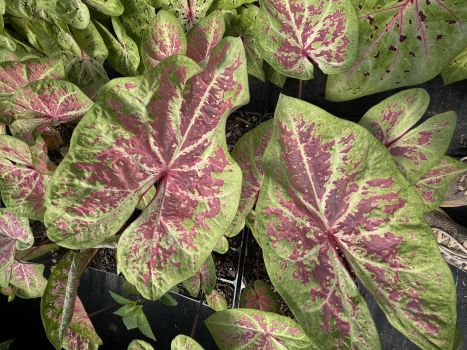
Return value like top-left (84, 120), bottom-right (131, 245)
top-left (442, 47), bottom-right (467, 85)
top-left (254, 94), bottom-right (457, 349)
top-left (182, 254), bottom-right (216, 297)
top-left (326, 0), bottom-right (467, 101)
top-left (239, 280), bottom-right (280, 313)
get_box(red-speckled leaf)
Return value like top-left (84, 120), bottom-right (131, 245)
top-left (0, 57), bottom-right (64, 97)
top-left (183, 254), bottom-right (216, 296)
top-left (141, 10), bottom-right (187, 71)
top-left (9, 261), bottom-right (46, 298)
top-left (119, 0), bottom-right (156, 44)
top-left (171, 335), bottom-right (203, 350)
top-left (186, 10), bottom-right (225, 66)
top-left (41, 250), bottom-right (96, 350)
top-left (164, 0), bottom-right (214, 29)
top-left (206, 289), bottom-right (228, 311)
top-left (257, 0), bottom-right (358, 79)
top-left (0, 136), bottom-right (51, 220)
top-left (63, 297), bottom-right (103, 350)
top-left (45, 38), bottom-right (248, 301)
top-left (442, 47), bottom-right (467, 85)
top-left (240, 280), bottom-right (280, 313)
top-left (326, 0), bottom-right (467, 101)
top-left (256, 94), bottom-right (457, 349)
top-left (415, 156), bottom-right (467, 212)
top-left (226, 119), bottom-right (272, 237)
top-left (183, 271), bottom-right (201, 297)
top-left (360, 89), bottom-right (457, 182)
top-left (0, 80), bottom-right (93, 145)
top-left (206, 308), bottom-right (312, 349)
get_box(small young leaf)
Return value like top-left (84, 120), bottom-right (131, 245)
top-left (164, 0), bottom-right (214, 29)
top-left (115, 304), bottom-right (138, 317)
top-left (171, 334), bottom-right (203, 350)
top-left (128, 339), bottom-right (154, 350)
top-left (41, 250), bottom-right (96, 350)
top-left (442, 47), bottom-right (467, 85)
top-left (182, 273), bottom-right (201, 298)
top-left (326, 1), bottom-right (467, 101)
top-left (85, 0), bottom-right (124, 16)
top-left (109, 290), bottom-right (134, 305)
top-left (119, 0), bottom-right (156, 43)
top-left (137, 307), bottom-right (156, 341)
top-left (264, 63), bottom-right (286, 88)
top-left (257, 0), bottom-right (358, 79)
top-left (123, 308), bottom-right (140, 330)
top-left (9, 261), bottom-right (46, 298)
top-left (213, 236), bottom-right (228, 254)
top-left (160, 292), bottom-right (178, 306)
top-left (206, 308), bottom-right (312, 349)
top-left (205, 289), bottom-right (227, 311)
top-left (141, 10), bottom-right (187, 71)
top-left (239, 280), bottom-right (280, 313)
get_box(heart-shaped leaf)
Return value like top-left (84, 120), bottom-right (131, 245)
top-left (206, 289), bottom-right (228, 311)
top-left (0, 57), bottom-right (64, 97)
top-left (45, 38), bottom-right (248, 301)
top-left (0, 80), bottom-right (93, 145)
top-left (164, 0), bottom-right (214, 29)
top-left (257, 0), bottom-right (359, 79)
top-left (183, 254), bottom-right (216, 296)
top-left (41, 250), bottom-right (96, 350)
top-left (326, 1), bottom-right (467, 101)
top-left (128, 339), bottom-right (154, 350)
top-left (186, 10), bottom-right (225, 66)
top-left (415, 156), bottom-right (467, 212)
top-left (442, 47), bottom-right (467, 85)
top-left (119, 0), bottom-right (156, 43)
top-left (171, 335), bottom-right (203, 350)
top-left (256, 94), bottom-right (457, 349)
top-left (85, 0), bottom-right (124, 16)
top-left (226, 119), bottom-right (272, 237)
top-left (206, 308), bottom-right (312, 349)
top-left (240, 280), bottom-right (280, 313)
top-left (141, 10), bottom-right (187, 71)
top-left (9, 261), bottom-right (46, 298)
top-left (359, 89), bottom-right (457, 183)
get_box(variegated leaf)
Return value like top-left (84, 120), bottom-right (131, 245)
top-left (442, 47), bottom-right (467, 85)
top-left (213, 236), bottom-right (229, 254)
top-left (63, 297), bottom-right (103, 350)
top-left (359, 89), bottom-right (457, 182)
top-left (45, 38), bottom-right (248, 301)
top-left (171, 335), bottom-right (204, 350)
top-left (164, 0), bottom-right (214, 29)
top-left (9, 261), bottom-right (46, 298)
top-left (206, 289), bottom-right (228, 311)
top-left (264, 63), bottom-right (287, 88)
top-left (84, 0), bottom-right (124, 16)
top-left (0, 57), bottom-right (64, 97)
top-left (119, 0), bottom-right (156, 43)
top-left (226, 119), bottom-right (272, 237)
top-left (95, 17), bottom-right (140, 76)
top-left (141, 10), bottom-right (187, 71)
top-left (41, 250), bottom-right (97, 350)
top-left (186, 10), bottom-right (225, 65)
top-left (240, 280), bottom-right (280, 313)
top-left (256, 94), bottom-right (457, 349)
top-left (128, 339), bottom-right (154, 350)
top-left (257, 0), bottom-right (358, 79)
top-left (206, 308), bottom-right (312, 349)
top-left (415, 156), bottom-right (467, 212)
top-left (0, 80), bottom-right (93, 145)
top-left (326, 0), bottom-right (467, 101)
top-left (183, 254), bottom-right (216, 296)
top-left (216, 0), bottom-right (255, 10)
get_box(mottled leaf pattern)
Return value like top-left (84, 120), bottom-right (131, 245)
top-left (119, 0), bottom-right (156, 43)
top-left (171, 335), bottom-right (204, 350)
top-left (128, 339), bottom-right (154, 350)
top-left (41, 250), bottom-right (96, 350)
top-left (442, 47), bottom-right (467, 85)
top-left (45, 38), bottom-right (248, 301)
top-left (206, 289), bottom-right (228, 311)
top-left (257, 0), bottom-right (358, 79)
top-left (359, 89), bottom-right (457, 182)
top-left (217, 0), bottom-right (256, 10)
top-left (9, 261), bottom-right (46, 298)
top-left (186, 10), bottom-right (225, 65)
top-left (326, 0), bottom-right (467, 101)
top-left (226, 119), bottom-right (272, 237)
top-left (213, 236), bottom-right (229, 254)
top-left (0, 80), bottom-right (93, 145)
top-left (165, 0), bottom-right (214, 29)
top-left (415, 156), bottom-right (467, 212)
top-left (256, 94), bottom-right (457, 349)
top-left (240, 280), bottom-right (280, 313)
top-left (206, 308), bottom-right (312, 349)
top-left (85, 0), bottom-right (124, 16)
top-left (142, 10), bottom-right (187, 71)
top-left (183, 254), bottom-right (216, 296)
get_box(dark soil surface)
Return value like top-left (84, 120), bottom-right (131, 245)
top-left (89, 248), bottom-right (118, 273)
top-left (226, 112), bottom-right (261, 147)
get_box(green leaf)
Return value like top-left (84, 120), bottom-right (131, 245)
top-left (137, 307), bottom-right (156, 341)
top-left (119, 0), bottom-right (156, 43)
top-left (109, 290), bottom-right (134, 305)
top-left (442, 47), bottom-right (467, 85)
top-left (213, 236), bottom-right (229, 254)
top-left (264, 63), bottom-right (286, 89)
top-left (240, 280), bottom-right (280, 313)
top-left (160, 292), bottom-right (178, 306)
top-left (141, 10), bottom-right (187, 71)
top-left (0, 339), bottom-right (14, 350)
top-left (16, 243), bottom-right (60, 262)
top-left (85, 0), bottom-right (124, 16)
top-left (163, 0), bottom-right (214, 29)
top-left (9, 261), bottom-right (46, 298)
top-left (95, 17), bottom-right (140, 76)
top-left (123, 308), bottom-right (140, 330)
top-left (216, 0), bottom-right (255, 10)
top-left (206, 308), bottom-right (312, 349)
top-left (205, 289), bottom-right (227, 311)
top-left (183, 254), bottom-right (216, 296)
top-left (114, 304), bottom-right (138, 317)
top-left (257, 0), bottom-right (358, 79)
top-left (41, 250), bottom-right (96, 350)
top-left (256, 94), bottom-right (457, 349)
top-left (128, 339), bottom-right (154, 350)
top-left (171, 334), bottom-right (203, 350)
top-left (326, 1), bottom-right (467, 101)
